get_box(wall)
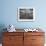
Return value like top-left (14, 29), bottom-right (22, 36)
top-left (0, 0), bottom-right (46, 30)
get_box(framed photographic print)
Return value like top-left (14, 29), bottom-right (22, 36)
top-left (18, 7), bottom-right (35, 21)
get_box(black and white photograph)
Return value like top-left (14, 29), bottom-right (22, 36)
top-left (18, 7), bottom-right (35, 21)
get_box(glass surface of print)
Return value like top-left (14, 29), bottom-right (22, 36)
top-left (18, 7), bottom-right (35, 21)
